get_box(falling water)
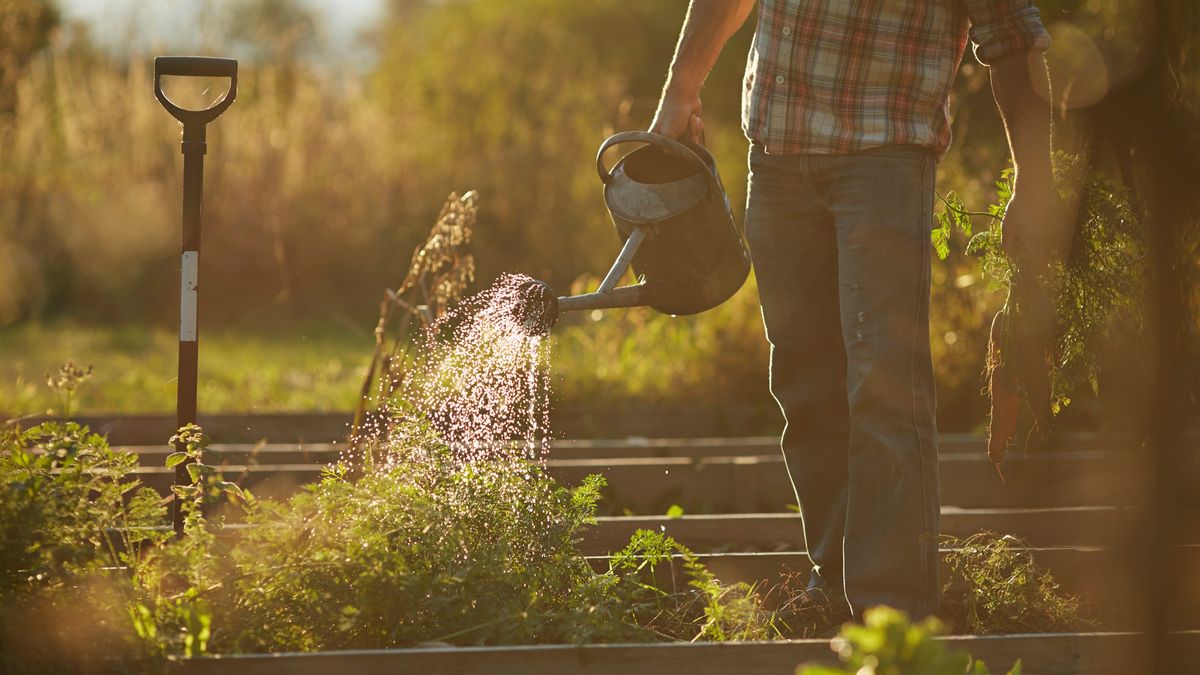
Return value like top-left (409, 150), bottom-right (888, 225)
top-left (370, 273), bottom-right (554, 467)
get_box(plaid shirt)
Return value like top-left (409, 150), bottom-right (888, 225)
top-left (742, 0), bottom-right (1051, 157)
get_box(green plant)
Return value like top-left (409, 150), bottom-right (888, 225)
top-left (43, 360), bottom-right (92, 417)
top-left (165, 423), bottom-right (248, 516)
top-left (934, 153), bottom-right (1146, 417)
top-left (134, 424), bottom-right (246, 658)
top-left (940, 532), bottom-right (1091, 634)
top-left (0, 412), bottom-right (167, 672)
top-left (608, 528), bottom-right (781, 642)
top-left (798, 606), bottom-right (1020, 675)
top-left (169, 420), bottom-right (646, 651)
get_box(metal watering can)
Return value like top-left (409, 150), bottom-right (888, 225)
top-left (518, 131), bottom-right (750, 334)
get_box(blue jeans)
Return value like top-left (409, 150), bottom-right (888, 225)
top-left (744, 143), bottom-right (941, 619)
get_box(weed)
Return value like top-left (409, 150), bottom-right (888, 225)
top-left (940, 532), bottom-right (1092, 634)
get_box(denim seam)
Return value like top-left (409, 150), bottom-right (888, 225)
top-left (910, 155), bottom-right (935, 616)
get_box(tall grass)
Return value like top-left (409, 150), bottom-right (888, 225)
top-left (0, 1), bottom-right (1157, 431)
top-left (0, 47), bottom-right (408, 325)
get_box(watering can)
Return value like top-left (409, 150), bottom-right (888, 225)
top-left (518, 131), bottom-right (750, 334)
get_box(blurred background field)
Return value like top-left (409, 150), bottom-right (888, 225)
top-left (1, 0), bottom-right (1194, 433)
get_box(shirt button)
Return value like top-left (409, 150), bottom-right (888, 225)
top-left (782, 26), bottom-right (792, 36)
top-left (775, 75), bottom-right (785, 84)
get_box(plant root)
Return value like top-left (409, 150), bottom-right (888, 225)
top-left (986, 308), bottom-right (1018, 480)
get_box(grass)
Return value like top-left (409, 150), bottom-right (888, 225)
top-left (0, 320), bottom-right (370, 415)
top-left (0, 279), bottom-right (775, 419)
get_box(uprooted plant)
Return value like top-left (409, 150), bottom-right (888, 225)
top-left (935, 151), bottom-right (1145, 468)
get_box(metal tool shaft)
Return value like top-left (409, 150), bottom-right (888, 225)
top-left (173, 123), bottom-right (206, 535)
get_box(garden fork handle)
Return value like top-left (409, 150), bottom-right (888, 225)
top-left (153, 56), bottom-right (238, 127)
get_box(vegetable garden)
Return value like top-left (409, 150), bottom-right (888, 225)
top-left (4, 1), bottom-right (1199, 673)
top-left (4, 408), bottom-right (1198, 673)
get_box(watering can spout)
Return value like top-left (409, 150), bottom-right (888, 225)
top-left (513, 278), bottom-right (653, 337)
top-left (514, 222), bottom-right (655, 336)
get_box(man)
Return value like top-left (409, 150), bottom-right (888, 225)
top-left (651, 1), bottom-right (1052, 621)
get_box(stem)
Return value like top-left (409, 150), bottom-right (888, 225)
top-left (937, 192), bottom-right (1002, 221)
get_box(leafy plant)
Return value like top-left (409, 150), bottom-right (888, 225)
top-left (608, 528), bottom-right (781, 642)
top-left (0, 411), bottom-right (167, 672)
top-left (934, 153), bottom-right (1146, 445)
top-left (157, 418), bottom-right (648, 652)
top-left (165, 423), bottom-right (248, 516)
top-left (940, 532), bottom-right (1091, 635)
top-left (798, 606), bottom-right (1019, 675)
top-left (135, 424), bottom-right (245, 658)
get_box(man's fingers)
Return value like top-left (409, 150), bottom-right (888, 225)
top-left (688, 114), bottom-right (706, 145)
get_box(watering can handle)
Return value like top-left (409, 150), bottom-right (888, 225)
top-left (596, 131), bottom-right (720, 197)
top-left (154, 56), bottom-right (238, 126)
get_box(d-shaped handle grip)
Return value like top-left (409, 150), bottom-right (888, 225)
top-left (154, 56), bottom-right (238, 126)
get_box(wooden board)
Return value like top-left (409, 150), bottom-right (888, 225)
top-left (108, 431), bottom-right (1166, 462)
top-left (168, 631), bottom-right (1199, 675)
top-left (15, 412), bottom-right (1191, 450)
top-left (582, 507), bottom-right (1200, 553)
top-left (123, 449), bottom-right (1197, 511)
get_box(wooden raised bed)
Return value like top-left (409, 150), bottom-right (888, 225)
top-left (168, 631), bottom-right (1200, 675)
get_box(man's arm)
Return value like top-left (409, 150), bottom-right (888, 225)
top-left (989, 50), bottom-right (1060, 264)
top-left (650, 0), bottom-right (756, 142)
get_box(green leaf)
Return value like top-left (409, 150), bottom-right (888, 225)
top-left (665, 504), bottom-right (684, 519)
top-left (215, 480), bottom-right (245, 499)
top-left (796, 666), bottom-right (850, 675)
top-left (1006, 659), bottom-right (1022, 675)
top-left (967, 657), bottom-right (993, 675)
top-left (165, 451), bottom-right (188, 468)
top-left (171, 484), bottom-right (199, 498)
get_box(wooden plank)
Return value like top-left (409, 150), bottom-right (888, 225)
top-left (169, 631), bottom-right (1199, 675)
top-left (14, 410), bottom-right (1192, 449)
top-left (11, 409), bottom-right (773, 445)
top-left (581, 506), bottom-right (1199, 554)
top-left (548, 452), bottom-right (1166, 511)
top-left (111, 430), bottom-right (1167, 464)
top-left (6, 413), bottom-right (356, 446)
top-left (125, 450), bottom-right (1199, 511)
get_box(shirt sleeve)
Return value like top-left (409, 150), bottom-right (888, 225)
top-left (963, 1), bottom-right (1052, 65)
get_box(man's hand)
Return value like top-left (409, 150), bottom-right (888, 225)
top-left (1001, 183), bottom-right (1064, 269)
top-left (650, 91), bottom-right (705, 143)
